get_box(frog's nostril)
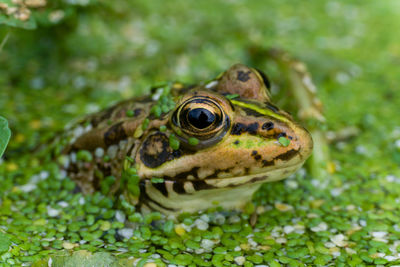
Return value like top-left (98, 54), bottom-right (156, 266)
top-left (277, 132), bottom-right (287, 139)
top-left (262, 122), bottom-right (274, 131)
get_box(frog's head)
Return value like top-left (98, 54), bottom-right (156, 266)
top-left (136, 64), bottom-right (313, 213)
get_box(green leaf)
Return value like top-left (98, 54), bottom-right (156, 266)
top-left (0, 232), bottom-right (11, 253)
top-left (225, 94), bottom-right (240, 99)
top-left (188, 137), bottom-right (199, 146)
top-left (278, 136), bottom-right (290, 147)
top-left (0, 116), bottom-right (11, 158)
top-left (151, 177), bottom-right (165, 183)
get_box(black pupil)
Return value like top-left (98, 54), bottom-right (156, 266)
top-left (187, 108), bottom-right (215, 129)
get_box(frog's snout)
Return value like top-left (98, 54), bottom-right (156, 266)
top-left (294, 124), bottom-right (314, 161)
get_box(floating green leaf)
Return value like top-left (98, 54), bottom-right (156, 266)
top-left (278, 136), bottom-right (290, 147)
top-left (0, 116), bottom-right (11, 158)
top-left (169, 133), bottom-right (180, 150)
top-left (0, 231), bottom-right (11, 253)
top-left (225, 94), bottom-right (240, 99)
top-left (151, 177), bottom-right (165, 183)
top-left (188, 137), bottom-right (199, 146)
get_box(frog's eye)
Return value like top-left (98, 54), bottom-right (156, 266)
top-left (187, 108), bottom-right (216, 129)
top-left (171, 96), bottom-right (230, 148)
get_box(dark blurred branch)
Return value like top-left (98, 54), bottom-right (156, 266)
top-left (0, 31), bottom-right (10, 53)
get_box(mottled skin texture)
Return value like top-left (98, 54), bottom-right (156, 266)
top-left (62, 64), bottom-right (313, 215)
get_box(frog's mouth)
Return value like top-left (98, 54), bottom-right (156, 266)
top-left (142, 161), bottom-right (304, 193)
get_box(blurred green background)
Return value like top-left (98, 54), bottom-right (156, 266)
top-left (1, 0), bottom-right (400, 160)
top-left (1, 0), bottom-right (400, 265)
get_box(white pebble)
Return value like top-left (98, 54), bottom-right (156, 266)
top-left (59, 170), bottom-right (67, 179)
top-left (118, 228), bottom-right (133, 239)
top-left (386, 175), bottom-right (396, 182)
top-left (311, 179), bottom-right (320, 187)
top-left (335, 72), bottom-right (350, 84)
top-left (324, 242), bottom-right (336, 248)
top-left (355, 145), bottom-right (367, 155)
top-left (194, 248), bottom-right (204, 254)
top-left (152, 88), bottom-right (164, 101)
top-left (119, 140), bottom-right (128, 150)
top-left (194, 219), bottom-right (209, 231)
top-left (248, 237), bottom-right (257, 248)
top-left (84, 124), bottom-right (92, 133)
top-left (286, 180), bottom-right (298, 189)
top-left (205, 80), bottom-right (218, 89)
top-left (372, 231), bottom-right (387, 238)
top-left (384, 255), bottom-right (398, 261)
top-left (275, 237), bottom-right (287, 244)
top-left (18, 184), bottom-right (37, 192)
top-left (330, 188), bottom-right (343, 197)
top-left (283, 225), bottom-right (295, 234)
top-left (40, 171), bottom-right (49, 180)
top-left (107, 145), bottom-right (119, 159)
top-left (234, 256), bottom-right (246, 265)
top-left (73, 126), bottom-right (84, 138)
top-left (395, 139), bottom-right (400, 149)
top-left (311, 222), bottom-right (328, 232)
top-left (213, 213), bottom-right (226, 225)
top-left (331, 250), bottom-right (341, 257)
top-left (200, 239), bottom-right (214, 250)
top-left (228, 215), bottom-right (241, 224)
top-left (115, 210), bottom-right (126, 222)
top-left (58, 155), bottom-right (69, 169)
top-left (47, 206), bottom-right (60, 217)
top-left (57, 201), bottom-right (69, 208)
top-left (70, 152), bottom-right (77, 163)
top-left (200, 214), bottom-right (210, 222)
top-left (345, 248), bottom-right (357, 255)
top-left (94, 147), bottom-right (104, 158)
top-left (150, 254), bottom-right (161, 259)
top-left (330, 234), bottom-right (348, 247)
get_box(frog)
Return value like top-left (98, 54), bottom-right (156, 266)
top-left (60, 64), bottom-right (313, 215)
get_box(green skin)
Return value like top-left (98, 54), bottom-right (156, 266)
top-left (61, 64), bottom-right (313, 215)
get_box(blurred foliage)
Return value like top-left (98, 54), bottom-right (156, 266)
top-left (1, 0), bottom-right (400, 178)
top-left (32, 250), bottom-right (122, 267)
top-left (0, 0), bottom-right (93, 29)
top-left (1, 1), bottom-right (400, 265)
top-left (0, 116), bottom-right (11, 158)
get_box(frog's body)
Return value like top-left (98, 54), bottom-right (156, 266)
top-left (61, 64), bottom-right (313, 215)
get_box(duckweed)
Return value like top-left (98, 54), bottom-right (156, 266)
top-left (126, 110), bottom-right (135, 117)
top-left (278, 136), bottom-right (290, 147)
top-left (169, 134), bottom-right (180, 150)
top-left (2, 1), bottom-right (400, 266)
top-left (150, 177), bottom-right (164, 183)
top-left (188, 137), bottom-right (199, 146)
